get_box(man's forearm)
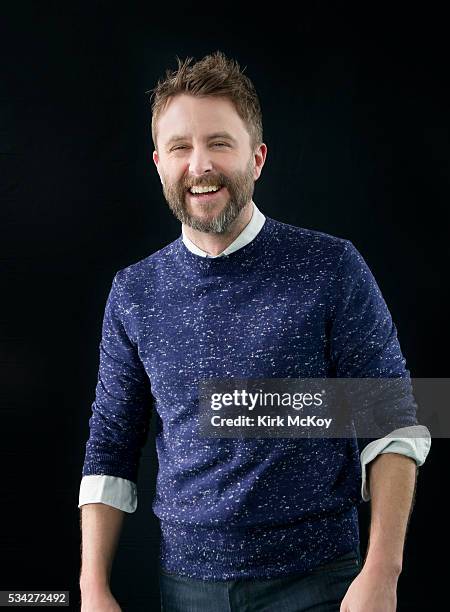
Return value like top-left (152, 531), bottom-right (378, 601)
top-left (364, 452), bottom-right (417, 575)
top-left (79, 503), bottom-right (125, 593)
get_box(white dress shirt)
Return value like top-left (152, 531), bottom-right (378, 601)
top-left (79, 200), bottom-right (431, 511)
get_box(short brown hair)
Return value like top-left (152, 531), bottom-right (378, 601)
top-left (147, 50), bottom-right (263, 153)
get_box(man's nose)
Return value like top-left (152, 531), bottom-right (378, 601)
top-left (188, 147), bottom-right (214, 176)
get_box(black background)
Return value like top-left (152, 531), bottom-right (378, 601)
top-left (1, 2), bottom-right (448, 610)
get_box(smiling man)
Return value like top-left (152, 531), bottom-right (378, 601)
top-left (79, 51), bottom-right (431, 612)
top-left (154, 91), bottom-right (265, 249)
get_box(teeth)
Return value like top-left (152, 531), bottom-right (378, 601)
top-left (190, 185), bottom-right (221, 194)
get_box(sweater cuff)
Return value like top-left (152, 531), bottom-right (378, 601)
top-left (78, 475), bottom-right (137, 513)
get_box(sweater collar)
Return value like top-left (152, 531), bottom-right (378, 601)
top-left (180, 201), bottom-right (266, 258)
top-left (175, 208), bottom-right (276, 275)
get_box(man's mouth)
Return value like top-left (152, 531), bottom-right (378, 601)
top-left (187, 185), bottom-right (226, 202)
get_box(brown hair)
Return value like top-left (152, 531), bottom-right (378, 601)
top-left (147, 50), bottom-right (263, 153)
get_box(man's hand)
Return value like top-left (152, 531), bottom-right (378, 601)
top-left (80, 586), bottom-right (122, 612)
top-left (339, 563), bottom-right (399, 612)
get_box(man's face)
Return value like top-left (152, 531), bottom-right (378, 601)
top-left (153, 94), bottom-right (264, 234)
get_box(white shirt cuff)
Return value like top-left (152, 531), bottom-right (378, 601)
top-left (360, 425), bottom-right (431, 502)
top-left (78, 475), bottom-right (138, 513)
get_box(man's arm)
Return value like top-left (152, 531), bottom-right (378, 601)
top-left (79, 503), bottom-right (125, 593)
top-left (79, 504), bottom-right (124, 611)
top-left (340, 452), bottom-right (418, 611)
top-left (78, 475), bottom-right (137, 604)
top-left (79, 270), bottom-right (153, 607)
top-left (364, 452), bottom-right (417, 574)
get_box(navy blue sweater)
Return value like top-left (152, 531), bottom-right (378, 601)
top-left (81, 215), bottom-right (419, 580)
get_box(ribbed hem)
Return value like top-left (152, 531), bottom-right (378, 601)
top-left (159, 505), bottom-right (360, 581)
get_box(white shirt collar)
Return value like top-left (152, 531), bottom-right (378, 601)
top-left (181, 201), bottom-right (266, 258)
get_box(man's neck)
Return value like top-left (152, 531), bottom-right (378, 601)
top-left (182, 200), bottom-right (254, 257)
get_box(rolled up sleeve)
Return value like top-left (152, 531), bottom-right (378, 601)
top-left (80, 270), bottom-right (152, 485)
top-left (329, 241), bottom-right (423, 446)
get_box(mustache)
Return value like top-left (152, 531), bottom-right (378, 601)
top-left (184, 176), bottom-right (227, 190)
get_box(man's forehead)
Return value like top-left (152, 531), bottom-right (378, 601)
top-left (162, 92), bottom-right (236, 115)
top-left (158, 95), bottom-right (245, 142)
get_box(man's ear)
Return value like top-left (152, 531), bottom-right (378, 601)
top-left (253, 143), bottom-right (267, 181)
top-left (153, 151), bottom-right (163, 184)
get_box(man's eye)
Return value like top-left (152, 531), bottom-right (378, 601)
top-left (172, 143), bottom-right (228, 151)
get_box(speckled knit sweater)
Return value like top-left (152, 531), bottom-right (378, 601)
top-left (81, 214), bottom-right (419, 580)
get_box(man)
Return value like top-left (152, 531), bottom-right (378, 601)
top-left (79, 51), bottom-right (431, 611)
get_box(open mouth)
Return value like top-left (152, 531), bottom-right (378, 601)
top-left (188, 186), bottom-right (225, 202)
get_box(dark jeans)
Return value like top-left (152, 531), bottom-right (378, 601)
top-left (159, 548), bottom-right (362, 611)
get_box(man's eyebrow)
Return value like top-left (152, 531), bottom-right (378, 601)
top-left (165, 132), bottom-right (237, 146)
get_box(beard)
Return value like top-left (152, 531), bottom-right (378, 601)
top-left (161, 156), bottom-right (255, 234)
